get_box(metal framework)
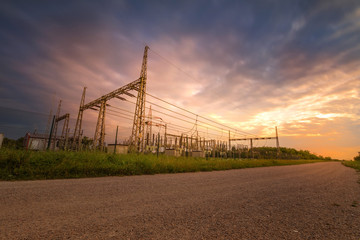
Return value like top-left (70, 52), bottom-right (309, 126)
top-left (72, 87), bottom-right (87, 150)
top-left (72, 79), bottom-right (141, 150)
top-left (131, 45), bottom-right (149, 152)
top-left (145, 106), bottom-right (153, 146)
top-left (93, 100), bottom-right (106, 151)
top-left (51, 100), bottom-right (70, 150)
top-left (72, 46), bottom-right (149, 151)
top-left (52, 100), bottom-right (62, 150)
top-left (57, 113), bottom-right (70, 150)
top-left (230, 127), bottom-right (280, 157)
top-left (45, 45), bottom-right (285, 158)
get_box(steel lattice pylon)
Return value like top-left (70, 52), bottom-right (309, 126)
top-left (72, 87), bottom-right (87, 150)
top-left (72, 46), bottom-right (149, 152)
top-left (58, 113), bottom-right (70, 150)
top-left (52, 100), bottom-right (62, 150)
top-left (93, 100), bottom-right (106, 150)
top-left (131, 46), bottom-right (149, 152)
top-left (49, 99), bottom-right (71, 151)
top-left (145, 105), bottom-right (153, 147)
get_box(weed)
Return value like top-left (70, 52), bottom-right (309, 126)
top-left (0, 149), bottom-right (324, 181)
top-left (342, 161), bottom-right (360, 172)
top-left (342, 161), bottom-right (360, 186)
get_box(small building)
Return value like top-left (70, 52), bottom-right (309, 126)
top-left (24, 133), bottom-right (49, 151)
top-left (107, 144), bottom-right (129, 154)
top-left (191, 151), bottom-right (205, 158)
top-left (165, 149), bottom-right (181, 157)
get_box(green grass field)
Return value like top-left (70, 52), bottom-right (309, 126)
top-left (0, 149), bottom-right (324, 181)
top-left (342, 160), bottom-right (360, 172)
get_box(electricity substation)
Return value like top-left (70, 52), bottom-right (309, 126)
top-left (24, 46), bottom-right (280, 158)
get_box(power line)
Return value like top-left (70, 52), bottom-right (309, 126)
top-left (107, 108), bottom-right (134, 119)
top-left (148, 118), bottom-right (227, 139)
top-left (107, 112), bottom-right (133, 122)
top-left (107, 105), bottom-right (134, 115)
top-left (107, 101), bottom-right (230, 139)
top-left (121, 98), bottom-right (248, 139)
top-left (145, 92), bottom-right (257, 136)
top-left (149, 48), bottom-right (197, 82)
top-left (146, 46), bottom-right (258, 136)
top-left (119, 88), bottom-right (254, 137)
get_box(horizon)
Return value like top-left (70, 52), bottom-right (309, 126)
top-left (0, 0), bottom-right (359, 160)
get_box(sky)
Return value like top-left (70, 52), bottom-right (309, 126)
top-left (0, 0), bottom-right (359, 159)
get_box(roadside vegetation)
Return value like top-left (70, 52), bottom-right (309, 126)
top-left (0, 148), bottom-right (325, 181)
top-left (343, 161), bottom-right (360, 171)
top-left (342, 153), bottom-right (360, 171)
top-left (236, 147), bottom-right (332, 160)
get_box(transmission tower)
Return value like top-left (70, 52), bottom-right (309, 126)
top-left (93, 100), bottom-right (106, 150)
top-left (145, 105), bottom-right (153, 146)
top-left (71, 46), bottom-right (148, 152)
top-left (72, 87), bottom-right (87, 150)
top-left (131, 46), bottom-right (149, 152)
top-left (58, 113), bottom-right (70, 150)
top-left (52, 100), bottom-right (62, 150)
top-left (276, 126), bottom-right (280, 157)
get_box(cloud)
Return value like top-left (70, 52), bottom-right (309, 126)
top-left (0, 0), bottom-right (359, 159)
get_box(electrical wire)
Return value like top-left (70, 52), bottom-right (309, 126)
top-left (146, 46), bottom-right (259, 136)
top-left (145, 92), bottom-right (258, 136)
top-left (120, 93), bottom-right (252, 138)
top-left (124, 98), bottom-right (235, 136)
top-left (108, 101), bottom-right (227, 139)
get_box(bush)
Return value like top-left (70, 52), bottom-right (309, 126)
top-left (0, 149), bottom-right (324, 181)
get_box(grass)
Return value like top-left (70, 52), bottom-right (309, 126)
top-left (0, 148), bottom-right (324, 181)
top-left (342, 161), bottom-right (360, 186)
top-left (342, 160), bottom-right (360, 171)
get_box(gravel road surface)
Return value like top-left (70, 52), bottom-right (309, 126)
top-left (1, 162), bottom-right (359, 239)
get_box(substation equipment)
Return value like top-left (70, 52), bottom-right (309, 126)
top-left (72, 46), bottom-right (149, 152)
top-left (44, 45), bottom-right (280, 157)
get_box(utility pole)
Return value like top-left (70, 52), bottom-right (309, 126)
top-left (250, 138), bottom-right (253, 159)
top-left (59, 113), bottom-right (70, 150)
top-left (196, 131), bottom-right (199, 151)
top-left (228, 130), bottom-right (231, 151)
top-left (93, 100), bottom-right (106, 150)
top-left (157, 132), bottom-right (160, 158)
top-left (47, 116), bottom-right (55, 150)
top-left (73, 87), bottom-right (87, 150)
top-left (114, 125), bottom-right (118, 154)
top-left (52, 100), bottom-right (62, 150)
top-left (146, 105), bottom-right (152, 149)
top-left (131, 46), bottom-right (149, 152)
top-left (195, 115), bottom-right (198, 151)
top-left (164, 124), bottom-right (167, 149)
top-left (276, 126), bottom-right (280, 158)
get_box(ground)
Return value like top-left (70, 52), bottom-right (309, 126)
top-left (0, 162), bottom-right (359, 239)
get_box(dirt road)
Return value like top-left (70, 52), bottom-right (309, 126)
top-left (1, 162), bottom-right (359, 239)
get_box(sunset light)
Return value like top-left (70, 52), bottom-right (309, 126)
top-left (0, 0), bottom-right (359, 160)
top-left (1, 1), bottom-right (360, 238)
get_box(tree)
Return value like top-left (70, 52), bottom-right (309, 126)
top-left (81, 136), bottom-right (93, 150)
top-left (354, 152), bottom-right (360, 161)
top-left (2, 137), bottom-right (24, 149)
